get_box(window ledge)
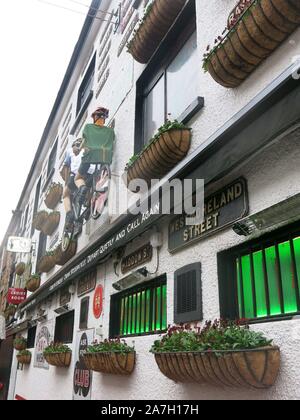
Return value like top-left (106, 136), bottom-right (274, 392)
top-left (179, 97), bottom-right (204, 125)
top-left (70, 90), bottom-right (94, 135)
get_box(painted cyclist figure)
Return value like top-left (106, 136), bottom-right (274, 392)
top-left (74, 107), bottom-right (114, 212)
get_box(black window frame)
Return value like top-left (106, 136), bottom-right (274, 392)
top-left (31, 177), bottom-right (42, 237)
top-left (27, 326), bottom-right (37, 349)
top-left (36, 231), bottom-right (47, 269)
top-left (109, 275), bottom-right (167, 339)
top-left (76, 54), bottom-right (96, 116)
top-left (54, 310), bottom-right (75, 344)
top-left (47, 140), bottom-right (58, 179)
top-left (218, 220), bottom-right (300, 325)
top-left (134, 0), bottom-right (203, 154)
top-left (79, 297), bottom-right (90, 330)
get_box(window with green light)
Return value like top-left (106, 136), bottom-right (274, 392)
top-left (235, 236), bottom-right (300, 320)
top-left (110, 276), bottom-right (167, 338)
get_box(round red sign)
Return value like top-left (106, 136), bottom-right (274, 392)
top-left (93, 285), bottom-right (103, 319)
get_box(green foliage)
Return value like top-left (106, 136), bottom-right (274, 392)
top-left (43, 342), bottom-right (72, 354)
top-left (125, 120), bottom-right (190, 170)
top-left (86, 338), bottom-right (135, 354)
top-left (13, 337), bottom-right (27, 347)
top-left (29, 273), bottom-right (41, 280)
top-left (150, 320), bottom-right (273, 354)
top-left (18, 350), bottom-right (31, 357)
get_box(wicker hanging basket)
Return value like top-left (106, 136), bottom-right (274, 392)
top-left (33, 211), bottom-right (49, 231)
top-left (17, 353), bottom-right (31, 365)
top-left (37, 255), bottom-right (56, 273)
top-left (55, 241), bottom-right (77, 266)
top-left (15, 262), bottom-right (26, 276)
top-left (5, 305), bottom-right (17, 319)
top-left (13, 338), bottom-right (27, 352)
top-left (42, 212), bottom-right (61, 236)
top-left (154, 346), bottom-right (280, 389)
top-left (83, 352), bottom-right (136, 375)
top-left (128, 0), bottom-right (186, 64)
top-left (204, 0), bottom-right (300, 88)
top-left (125, 128), bottom-right (191, 190)
top-left (44, 352), bottom-right (72, 368)
top-left (26, 276), bottom-right (41, 293)
top-left (44, 183), bottom-right (63, 210)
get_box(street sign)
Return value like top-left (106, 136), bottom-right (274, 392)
top-left (7, 237), bottom-right (32, 254)
top-left (7, 288), bottom-right (27, 306)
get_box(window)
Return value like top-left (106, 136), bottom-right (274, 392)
top-left (174, 263), bottom-right (202, 324)
top-left (135, 1), bottom-right (202, 152)
top-left (77, 54), bottom-right (96, 115)
top-left (31, 177), bottom-right (41, 236)
top-left (22, 206), bottom-right (29, 235)
top-left (36, 232), bottom-right (47, 267)
top-left (218, 224), bottom-right (300, 323)
top-left (110, 276), bottom-right (167, 338)
top-left (47, 140), bottom-right (58, 179)
top-left (54, 311), bottom-right (75, 344)
top-left (27, 326), bottom-right (37, 349)
top-left (79, 298), bottom-right (89, 330)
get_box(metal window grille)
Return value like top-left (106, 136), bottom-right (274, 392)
top-left (235, 235), bottom-right (300, 320)
top-left (110, 276), bottom-right (167, 338)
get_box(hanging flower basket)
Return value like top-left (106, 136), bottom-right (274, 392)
top-left (125, 122), bottom-right (191, 190)
top-left (37, 253), bottom-right (56, 273)
top-left (44, 352), bottom-right (72, 368)
top-left (13, 337), bottom-right (27, 351)
top-left (151, 321), bottom-right (280, 389)
top-left (42, 212), bottom-right (61, 236)
top-left (154, 347), bottom-right (280, 389)
top-left (33, 211), bottom-right (49, 231)
top-left (55, 241), bottom-right (77, 266)
top-left (43, 344), bottom-right (72, 368)
top-left (44, 182), bottom-right (63, 210)
top-left (127, 0), bottom-right (187, 64)
top-left (26, 275), bottom-right (41, 293)
top-left (17, 351), bottom-right (31, 365)
top-left (83, 352), bottom-right (136, 375)
top-left (15, 262), bottom-right (26, 276)
top-left (203, 0), bottom-right (300, 88)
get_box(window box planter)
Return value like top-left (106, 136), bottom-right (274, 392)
top-left (13, 337), bottom-right (27, 352)
top-left (15, 262), bottom-right (26, 276)
top-left (37, 254), bottom-right (56, 273)
top-left (203, 0), bottom-right (300, 88)
top-left (17, 351), bottom-right (31, 365)
top-left (44, 182), bottom-right (63, 210)
top-left (127, 0), bottom-right (186, 64)
top-left (83, 352), bottom-right (136, 375)
top-left (33, 211), bottom-right (49, 231)
top-left (55, 241), bottom-right (77, 266)
top-left (44, 352), bottom-right (72, 368)
top-left (41, 212), bottom-right (61, 236)
top-left (125, 127), bottom-right (191, 190)
top-left (154, 346), bottom-right (280, 389)
top-left (25, 275), bottom-right (41, 293)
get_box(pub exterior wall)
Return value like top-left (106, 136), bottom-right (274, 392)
top-left (14, 131), bottom-right (300, 400)
top-left (4, 0), bottom-right (300, 400)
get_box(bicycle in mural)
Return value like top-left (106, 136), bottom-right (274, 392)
top-left (61, 107), bottom-right (114, 252)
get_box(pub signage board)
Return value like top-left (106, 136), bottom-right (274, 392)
top-left (121, 243), bottom-right (153, 274)
top-left (168, 178), bottom-right (249, 253)
top-left (7, 288), bottom-right (27, 305)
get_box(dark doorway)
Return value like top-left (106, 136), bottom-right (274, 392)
top-left (0, 336), bottom-right (14, 400)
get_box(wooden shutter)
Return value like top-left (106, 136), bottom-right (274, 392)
top-left (174, 263), bottom-right (202, 323)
